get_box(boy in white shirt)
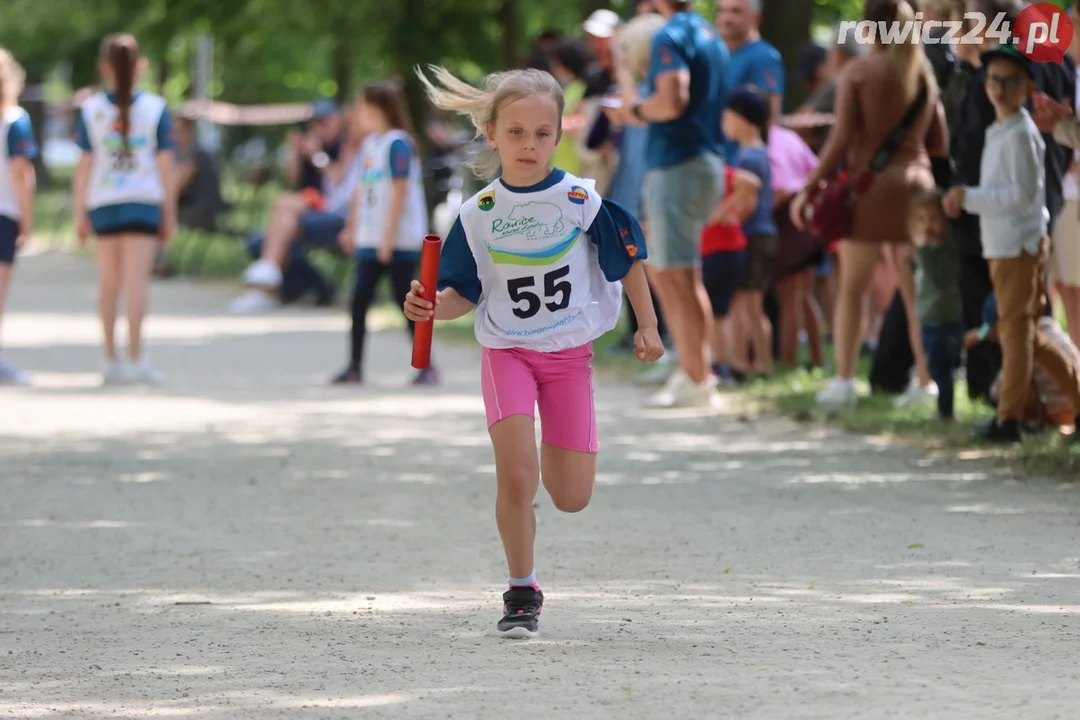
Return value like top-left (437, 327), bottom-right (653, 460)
top-left (944, 44), bottom-right (1080, 443)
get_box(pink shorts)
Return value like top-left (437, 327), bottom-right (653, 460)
top-left (480, 343), bottom-right (598, 453)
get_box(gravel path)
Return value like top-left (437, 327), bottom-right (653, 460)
top-left (2, 250), bottom-right (1078, 719)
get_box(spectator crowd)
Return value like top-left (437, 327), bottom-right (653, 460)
top-left (192, 0), bottom-right (1080, 442)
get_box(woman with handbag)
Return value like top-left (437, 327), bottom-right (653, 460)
top-left (791, 0), bottom-right (948, 409)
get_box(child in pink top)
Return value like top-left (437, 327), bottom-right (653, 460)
top-left (769, 124), bottom-right (819, 199)
top-left (769, 124), bottom-right (827, 368)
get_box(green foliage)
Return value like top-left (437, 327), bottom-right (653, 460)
top-left (4, 0), bottom-right (866, 106)
top-left (746, 365), bottom-right (1080, 479)
top-left (811, 0), bottom-right (865, 26)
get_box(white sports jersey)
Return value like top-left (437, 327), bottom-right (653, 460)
top-left (353, 130), bottom-right (427, 252)
top-left (324, 150), bottom-right (363, 216)
top-left (0, 106), bottom-right (29, 219)
top-left (81, 91), bottom-right (168, 210)
top-left (458, 171), bottom-right (623, 352)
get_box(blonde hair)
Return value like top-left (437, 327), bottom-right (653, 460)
top-left (888, 1), bottom-right (938, 100)
top-left (415, 64), bottom-right (565, 181)
top-left (620, 13), bottom-right (666, 81)
top-left (864, 0), bottom-right (938, 101)
top-left (0, 47), bottom-right (26, 108)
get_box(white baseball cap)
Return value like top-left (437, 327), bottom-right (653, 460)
top-left (584, 9), bottom-right (621, 39)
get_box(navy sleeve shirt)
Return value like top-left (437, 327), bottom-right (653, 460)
top-left (645, 12), bottom-right (729, 169)
top-left (156, 105), bottom-right (176, 151)
top-left (7, 114), bottom-right (38, 159)
top-left (437, 217), bottom-right (483, 305)
top-left (389, 138), bottom-right (412, 179)
top-left (586, 198), bottom-right (648, 282)
top-left (734, 146), bottom-right (777, 238)
top-left (725, 39), bottom-right (785, 159)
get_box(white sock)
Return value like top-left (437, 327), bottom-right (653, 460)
top-left (509, 571), bottom-right (537, 587)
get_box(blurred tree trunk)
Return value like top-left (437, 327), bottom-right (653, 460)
top-left (581, 0), bottom-right (612, 18)
top-left (391, 0), bottom-right (434, 160)
top-left (157, 55), bottom-right (169, 94)
top-left (23, 72), bottom-right (49, 187)
top-left (327, 4), bottom-right (353, 102)
top-left (760, 0), bottom-right (814, 112)
top-left (332, 43), bottom-right (351, 102)
top-left (498, 0), bottom-right (520, 69)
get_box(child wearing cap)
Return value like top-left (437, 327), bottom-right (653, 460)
top-left (943, 43), bottom-right (1080, 443)
top-left (723, 86), bottom-right (776, 378)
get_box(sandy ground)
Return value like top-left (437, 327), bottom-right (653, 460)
top-left (1, 250), bottom-right (1079, 719)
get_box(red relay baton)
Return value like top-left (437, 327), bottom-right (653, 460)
top-left (411, 234), bottom-right (443, 369)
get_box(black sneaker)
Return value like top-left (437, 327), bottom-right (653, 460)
top-left (497, 585), bottom-right (543, 639)
top-left (975, 418), bottom-right (1022, 444)
top-left (331, 366), bottom-right (361, 385)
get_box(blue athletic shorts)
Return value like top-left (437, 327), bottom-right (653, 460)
top-left (90, 203), bottom-right (162, 237)
top-left (0, 215), bottom-right (18, 265)
top-left (701, 249), bottom-right (747, 317)
top-left (298, 211), bottom-right (346, 247)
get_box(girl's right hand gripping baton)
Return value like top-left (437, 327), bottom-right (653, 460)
top-left (411, 234), bottom-right (443, 370)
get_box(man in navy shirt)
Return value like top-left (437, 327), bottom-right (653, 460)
top-left (618, 0), bottom-right (729, 408)
top-left (717, 0), bottom-right (785, 159)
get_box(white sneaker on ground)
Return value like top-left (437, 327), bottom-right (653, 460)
top-left (229, 288), bottom-right (278, 314)
top-left (131, 357), bottom-right (165, 386)
top-left (242, 259), bottom-right (283, 288)
top-left (894, 378), bottom-right (939, 408)
top-left (816, 377), bottom-right (858, 409)
top-left (102, 360), bottom-right (136, 386)
top-left (0, 358), bottom-right (30, 385)
top-left (646, 369), bottom-right (718, 408)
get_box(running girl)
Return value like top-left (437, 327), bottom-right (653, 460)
top-left (404, 65), bottom-right (664, 639)
top-left (332, 80), bottom-right (437, 386)
top-left (0, 48), bottom-right (37, 385)
top-left (73, 33), bottom-right (176, 385)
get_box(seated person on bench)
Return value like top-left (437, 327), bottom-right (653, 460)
top-left (229, 98), bottom-right (359, 313)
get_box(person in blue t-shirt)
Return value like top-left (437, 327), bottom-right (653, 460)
top-left (612, 0), bottom-right (729, 409)
top-left (717, 0), bottom-right (785, 158)
top-left (0, 47), bottom-right (38, 385)
top-left (724, 88), bottom-right (776, 379)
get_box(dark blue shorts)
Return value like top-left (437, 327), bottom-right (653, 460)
top-left (90, 203), bottom-right (162, 237)
top-left (701, 249), bottom-right (747, 317)
top-left (0, 215), bottom-right (17, 265)
top-left (299, 211), bottom-right (346, 247)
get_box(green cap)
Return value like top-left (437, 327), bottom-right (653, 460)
top-left (980, 42), bottom-right (1034, 78)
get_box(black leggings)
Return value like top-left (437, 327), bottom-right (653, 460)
top-left (350, 257), bottom-right (417, 367)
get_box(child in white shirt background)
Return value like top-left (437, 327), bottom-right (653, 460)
top-left (944, 44), bottom-right (1080, 444)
